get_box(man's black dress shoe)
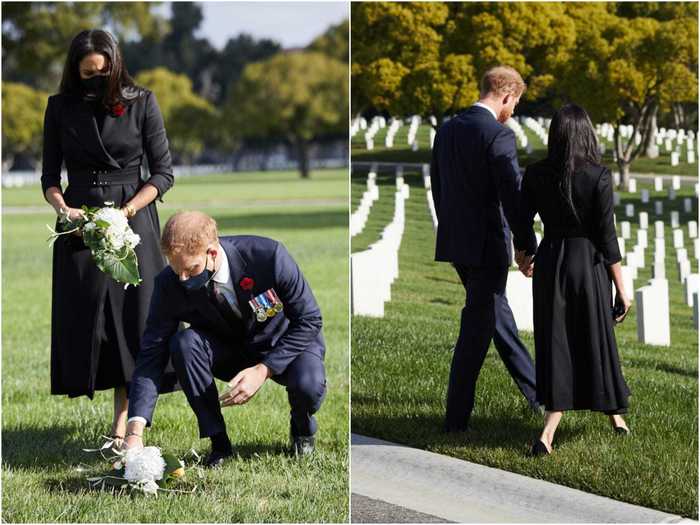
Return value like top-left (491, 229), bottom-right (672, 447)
top-left (204, 447), bottom-right (233, 468)
top-left (530, 439), bottom-right (551, 457)
top-left (290, 435), bottom-right (315, 457)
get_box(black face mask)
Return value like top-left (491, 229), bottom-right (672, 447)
top-left (180, 251), bottom-right (216, 292)
top-left (80, 74), bottom-right (108, 97)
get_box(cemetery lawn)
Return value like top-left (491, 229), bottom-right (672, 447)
top-left (351, 122), bottom-right (699, 177)
top-left (351, 170), bottom-right (698, 519)
top-left (2, 170), bottom-right (349, 523)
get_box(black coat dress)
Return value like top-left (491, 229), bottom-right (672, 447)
top-left (515, 159), bottom-right (630, 413)
top-left (41, 87), bottom-right (175, 398)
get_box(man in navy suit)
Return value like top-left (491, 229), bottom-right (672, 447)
top-left (123, 211), bottom-right (326, 466)
top-left (430, 66), bottom-right (540, 432)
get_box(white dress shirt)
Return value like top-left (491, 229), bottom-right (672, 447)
top-left (473, 101), bottom-right (498, 121)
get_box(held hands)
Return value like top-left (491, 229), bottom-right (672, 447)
top-left (219, 363), bottom-right (272, 407)
top-left (515, 250), bottom-right (534, 278)
top-left (613, 291), bottom-right (632, 324)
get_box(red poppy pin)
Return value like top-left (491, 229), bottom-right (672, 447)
top-left (111, 103), bottom-right (125, 117)
top-left (239, 277), bottom-right (254, 291)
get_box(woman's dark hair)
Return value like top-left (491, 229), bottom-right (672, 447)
top-left (546, 103), bottom-right (601, 222)
top-left (59, 29), bottom-right (138, 108)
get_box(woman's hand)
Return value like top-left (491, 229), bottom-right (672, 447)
top-left (58, 207), bottom-right (86, 236)
top-left (613, 291), bottom-right (632, 324)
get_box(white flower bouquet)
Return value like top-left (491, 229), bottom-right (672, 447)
top-left (47, 202), bottom-right (142, 287)
top-left (79, 437), bottom-right (196, 496)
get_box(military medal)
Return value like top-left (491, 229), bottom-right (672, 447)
top-left (267, 289), bottom-right (284, 313)
top-left (248, 297), bottom-right (267, 322)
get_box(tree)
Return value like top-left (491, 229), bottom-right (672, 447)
top-left (308, 19), bottom-right (349, 63)
top-left (135, 67), bottom-right (218, 164)
top-left (553, 3), bottom-right (698, 187)
top-left (1, 82), bottom-right (48, 168)
top-left (224, 51), bottom-right (348, 178)
top-left (351, 2), bottom-right (475, 119)
top-left (2, 2), bottom-right (165, 91)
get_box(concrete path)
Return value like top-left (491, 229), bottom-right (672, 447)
top-left (351, 434), bottom-right (696, 523)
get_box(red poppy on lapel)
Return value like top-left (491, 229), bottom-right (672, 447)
top-left (239, 277), bottom-right (254, 291)
top-left (111, 103), bottom-right (125, 117)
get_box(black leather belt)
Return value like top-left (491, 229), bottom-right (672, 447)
top-left (67, 165), bottom-right (141, 187)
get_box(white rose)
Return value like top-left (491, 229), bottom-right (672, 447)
top-left (123, 446), bottom-right (166, 483)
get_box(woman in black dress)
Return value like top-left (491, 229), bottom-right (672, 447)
top-left (41, 29), bottom-right (175, 447)
top-left (513, 104), bottom-right (632, 456)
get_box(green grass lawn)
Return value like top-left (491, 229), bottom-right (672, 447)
top-left (2, 169), bottom-right (349, 522)
top-left (352, 120), bottom-right (699, 176)
top-left (351, 169), bottom-right (698, 518)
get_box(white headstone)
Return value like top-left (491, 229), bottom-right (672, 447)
top-left (671, 152), bottom-right (680, 166)
top-left (684, 274), bottom-right (700, 307)
top-left (684, 198), bottom-right (693, 213)
top-left (637, 229), bottom-right (648, 249)
top-left (621, 221), bottom-right (631, 239)
top-left (625, 204), bottom-right (634, 218)
top-left (673, 228), bottom-right (685, 248)
top-left (695, 238), bottom-right (700, 260)
top-left (652, 259), bottom-right (666, 279)
top-left (654, 177), bottom-right (663, 192)
top-left (671, 211), bottom-right (680, 229)
top-left (613, 192), bottom-right (621, 206)
top-left (639, 212), bottom-right (648, 230)
top-left (635, 279), bottom-right (671, 346)
top-left (688, 150), bottom-right (695, 164)
top-left (672, 176), bottom-right (682, 190)
top-left (506, 271), bottom-right (534, 332)
top-left (627, 178), bottom-right (637, 193)
top-left (679, 258), bottom-right (691, 283)
top-left (655, 238), bottom-right (665, 259)
top-left (669, 188), bottom-right (677, 200)
top-left (655, 221), bottom-right (665, 239)
top-left (689, 221), bottom-right (698, 239)
top-left (655, 201), bottom-right (663, 215)
top-left (641, 189), bottom-right (650, 203)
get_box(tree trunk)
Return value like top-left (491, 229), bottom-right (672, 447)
top-left (644, 105), bottom-right (659, 159)
top-left (296, 138), bottom-right (310, 179)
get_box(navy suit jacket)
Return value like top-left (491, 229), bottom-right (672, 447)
top-left (430, 105), bottom-right (537, 267)
top-left (128, 235), bottom-right (325, 425)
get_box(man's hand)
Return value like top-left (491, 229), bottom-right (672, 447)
top-left (219, 363), bottom-right (272, 407)
top-left (123, 420), bottom-right (145, 450)
top-left (516, 251), bottom-right (535, 278)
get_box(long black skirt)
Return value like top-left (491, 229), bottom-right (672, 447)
top-left (532, 236), bottom-right (630, 413)
top-left (50, 180), bottom-right (178, 398)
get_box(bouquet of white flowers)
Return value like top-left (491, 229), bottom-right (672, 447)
top-left (79, 437), bottom-right (197, 496)
top-left (47, 202), bottom-right (142, 287)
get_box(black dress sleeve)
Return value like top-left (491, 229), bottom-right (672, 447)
top-left (593, 167), bottom-right (622, 265)
top-left (142, 91), bottom-right (174, 202)
top-left (513, 165), bottom-right (539, 256)
top-left (41, 96), bottom-right (63, 196)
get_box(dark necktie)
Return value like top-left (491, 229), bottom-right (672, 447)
top-left (207, 282), bottom-right (242, 326)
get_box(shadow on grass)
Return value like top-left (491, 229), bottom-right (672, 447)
top-left (213, 210), bottom-right (347, 232)
top-left (2, 424), bottom-right (82, 469)
top-left (626, 355), bottom-right (698, 378)
top-left (352, 406), bottom-right (585, 455)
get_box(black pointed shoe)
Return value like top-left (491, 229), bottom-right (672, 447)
top-left (530, 439), bottom-right (551, 457)
top-left (290, 435), bottom-right (315, 457)
top-left (204, 447), bottom-right (233, 468)
top-left (614, 426), bottom-right (630, 435)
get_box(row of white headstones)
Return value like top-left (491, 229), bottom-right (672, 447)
top-left (352, 164), bottom-right (699, 348)
top-left (352, 114), bottom-right (697, 166)
top-left (351, 168), bottom-right (410, 317)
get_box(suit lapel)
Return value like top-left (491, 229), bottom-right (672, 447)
top-left (71, 99), bottom-right (122, 169)
top-left (223, 240), bottom-right (257, 333)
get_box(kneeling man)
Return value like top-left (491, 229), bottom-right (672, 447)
top-left (124, 211), bottom-right (326, 466)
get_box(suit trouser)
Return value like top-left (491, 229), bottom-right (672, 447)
top-left (169, 328), bottom-right (326, 439)
top-left (445, 264), bottom-right (537, 430)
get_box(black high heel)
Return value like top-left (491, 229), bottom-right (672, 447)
top-left (530, 439), bottom-right (551, 457)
